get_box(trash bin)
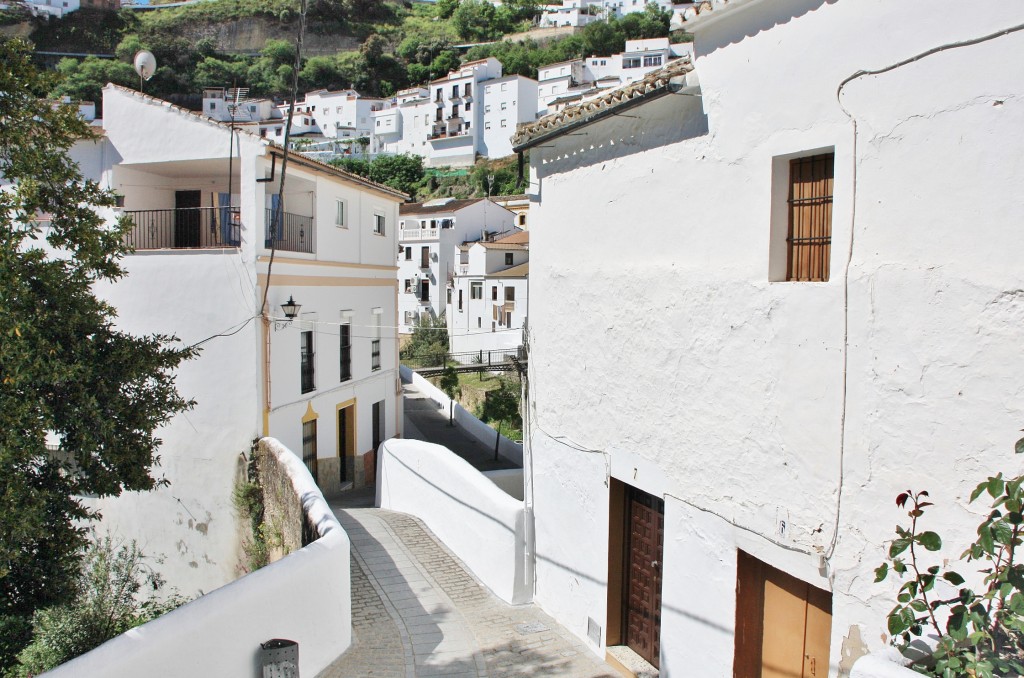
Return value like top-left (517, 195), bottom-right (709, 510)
top-left (259, 638), bottom-right (298, 678)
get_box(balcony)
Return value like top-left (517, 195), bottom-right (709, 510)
top-left (124, 208), bottom-right (240, 250)
top-left (400, 227), bottom-right (439, 241)
top-left (265, 208), bottom-right (316, 254)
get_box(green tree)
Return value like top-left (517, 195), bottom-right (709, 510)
top-left (439, 366), bottom-right (460, 426)
top-left (618, 3), bottom-right (672, 40)
top-left (479, 378), bottom-right (521, 460)
top-left (368, 153), bottom-right (424, 197)
top-left (452, 0), bottom-right (501, 41)
top-left (0, 39), bottom-right (194, 670)
top-left (400, 314), bottom-right (449, 367)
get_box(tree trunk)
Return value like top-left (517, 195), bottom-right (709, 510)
top-left (494, 422), bottom-right (500, 461)
top-left (449, 400), bottom-right (453, 426)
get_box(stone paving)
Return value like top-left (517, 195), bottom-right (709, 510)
top-left (319, 503), bottom-right (619, 678)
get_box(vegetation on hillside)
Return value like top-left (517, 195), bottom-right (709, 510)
top-left (27, 0), bottom-right (679, 109)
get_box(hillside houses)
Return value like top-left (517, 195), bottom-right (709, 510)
top-left (513, 0), bottom-right (1024, 674)
top-left (397, 197), bottom-right (518, 335)
top-left (62, 84), bottom-right (405, 595)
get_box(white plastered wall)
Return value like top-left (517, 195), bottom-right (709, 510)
top-left (525, 1), bottom-right (1024, 674)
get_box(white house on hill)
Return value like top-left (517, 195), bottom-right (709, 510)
top-left (446, 230), bottom-right (529, 355)
top-left (514, 0), bottom-right (1024, 674)
top-left (397, 197), bottom-right (517, 335)
top-left (65, 84), bottom-right (405, 596)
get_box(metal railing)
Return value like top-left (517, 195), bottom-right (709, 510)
top-left (123, 208), bottom-right (240, 250)
top-left (371, 340), bottom-right (381, 371)
top-left (265, 209), bottom-right (315, 254)
top-left (447, 347), bottom-right (525, 367)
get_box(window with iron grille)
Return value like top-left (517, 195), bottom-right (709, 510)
top-left (786, 153), bottom-right (834, 282)
top-left (371, 309), bottom-right (381, 371)
top-left (339, 318), bottom-right (352, 382)
top-left (302, 419), bottom-right (318, 483)
top-left (300, 330), bottom-right (315, 393)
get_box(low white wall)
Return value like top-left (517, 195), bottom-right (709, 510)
top-left (850, 650), bottom-right (918, 678)
top-left (484, 468), bottom-right (525, 500)
top-left (400, 364), bottom-right (524, 467)
top-left (45, 438), bottom-right (351, 678)
top-left (377, 438), bottom-right (531, 605)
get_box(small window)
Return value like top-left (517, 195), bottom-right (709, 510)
top-left (501, 83), bottom-right (507, 92)
top-left (374, 213), bottom-right (386, 236)
top-left (485, 122), bottom-right (492, 130)
top-left (458, 289), bottom-right (463, 311)
top-left (300, 330), bottom-right (315, 394)
top-left (208, 102), bottom-right (216, 111)
top-left (643, 55), bottom-right (662, 68)
top-left (505, 287), bottom-right (515, 302)
top-left (501, 102), bottom-right (507, 111)
top-left (491, 286), bottom-right (498, 301)
top-left (405, 247), bottom-right (412, 260)
top-left (501, 120), bottom-right (507, 128)
top-left (371, 309), bottom-right (382, 371)
top-left (518, 214), bottom-right (526, 226)
top-left (785, 153), bottom-right (834, 282)
top-left (465, 83), bottom-right (472, 97)
top-left (335, 200), bottom-right (346, 227)
top-left (339, 311), bottom-right (352, 382)
top-left (404, 279), bottom-right (412, 292)
top-left (485, 104), bottom-right (491, 113)
top-left (623, 57), bottom-right (641, 69)
top-left (505, 253), bottom-right (513, 266)
top-left (470, 281), bottom-right (483, 299)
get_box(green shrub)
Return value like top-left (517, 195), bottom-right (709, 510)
top-left (13, 536), bottom-right (188, 676)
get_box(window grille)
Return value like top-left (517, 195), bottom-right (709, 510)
top-left (786, 153), bottom-right (834, 282)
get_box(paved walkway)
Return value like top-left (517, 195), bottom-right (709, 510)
top-left (401, 381), bottom-right (516, 473)
top-left (319, 499), bottom-right (618, 678)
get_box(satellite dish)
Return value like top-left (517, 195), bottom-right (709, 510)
top-left (133, 51), bottom-right (157, 82)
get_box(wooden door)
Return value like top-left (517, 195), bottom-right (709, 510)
top-left (174, 190), bottom-right (201, 248)
top-left (734, 551), bottom-right (832, 678)
top-left (624, 487), bottom-right (664, 667)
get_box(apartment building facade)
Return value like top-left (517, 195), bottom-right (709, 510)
top-left (397, 198), bottom-right (517, 334)
top-left (69, 85), bottom-right (405, 596)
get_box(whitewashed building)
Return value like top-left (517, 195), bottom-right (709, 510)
top-left (537, 39), bottom-right (694, 114)
top-left (539, 0), bottom-right (690, 27)
top-left (371, 59), bottom-right (539, 167)
top-left (446, 231), bottom-right (529, 355)
top-left (397, 197), bottom-right (517, 334)
top-left (67, 85), bottom-right (405, 596)
top-left (513, 0), bottom-right (1024, 675)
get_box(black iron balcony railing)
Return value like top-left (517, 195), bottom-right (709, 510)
top-left (124, 207), bottom-right (240, 250)
top-left (265, 209), bottom-right (315, 254)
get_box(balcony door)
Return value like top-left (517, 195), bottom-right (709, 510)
top-left (174, 190), bottom-right (201, 248)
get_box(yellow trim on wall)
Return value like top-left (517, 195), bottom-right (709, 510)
top-left (257, 274), bottom-right (398, 288)
top-left (257, 256), bottom-right (398, 272)
top-left (301, 401), bottom-right (319, 424)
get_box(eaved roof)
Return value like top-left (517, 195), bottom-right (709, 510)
top-left (492, 230), bottom-right (528, 245)
top-left (491, 262), bottom-right (529, 278)
top-left (480, 242), bottom-right (527, 251)
top-left (399, 198), bottom-right (483, 215)
top-left (511, 58), bottom-right (694, 152)
top-left (104, 84), bottom-right (407, 201)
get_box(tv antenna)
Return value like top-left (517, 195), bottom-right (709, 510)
top-left (225, 87), bottom-right (250, 246)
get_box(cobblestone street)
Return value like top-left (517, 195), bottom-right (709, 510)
top-left (319, 504), bottom-right (619, 678)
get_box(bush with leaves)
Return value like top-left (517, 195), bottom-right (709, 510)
top-left (477, 377), bottom-right (521, 459)
top-left (13, 536), bottom-right (188, 676)
top-left (875, 436), bottom-right (1024, 677)
top-left (400, 314), bottom-right (449, 367)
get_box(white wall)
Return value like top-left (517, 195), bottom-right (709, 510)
top-left (377, 438), bottom-right (530, 604)
top-left (525, 0), bottom-right (1024, 673)
top-left (46, 438), bottom-right (351, 678)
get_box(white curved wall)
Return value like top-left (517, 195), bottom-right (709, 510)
top-left (377, 438), bottom-right (530, 605)
top-left (45, 438), bottom-right (351, 678)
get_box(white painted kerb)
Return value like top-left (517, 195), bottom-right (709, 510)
top-left (44, 438), bottom-right (351, 678)
top-left (377, 438), bottom-right (531, 605)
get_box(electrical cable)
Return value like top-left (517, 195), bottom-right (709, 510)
top-left (824, 20), bottom-right (1024, 563)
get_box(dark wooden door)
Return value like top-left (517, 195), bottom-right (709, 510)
top-left (625, 487), bottom-right (664, 667)
top-left (174, 190), bottom-right (201, 248)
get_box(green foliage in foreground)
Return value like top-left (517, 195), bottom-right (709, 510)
top-left (330, 153), bottom-right (425, 198)
top-left (401, 315), bottom-right (449, 369)
top-left (875, 435), bottom-right (1024, 677)
top-left (0, 38), bottom-right (194, 671)
top-left (12, 536), bottom-right (188, 676)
